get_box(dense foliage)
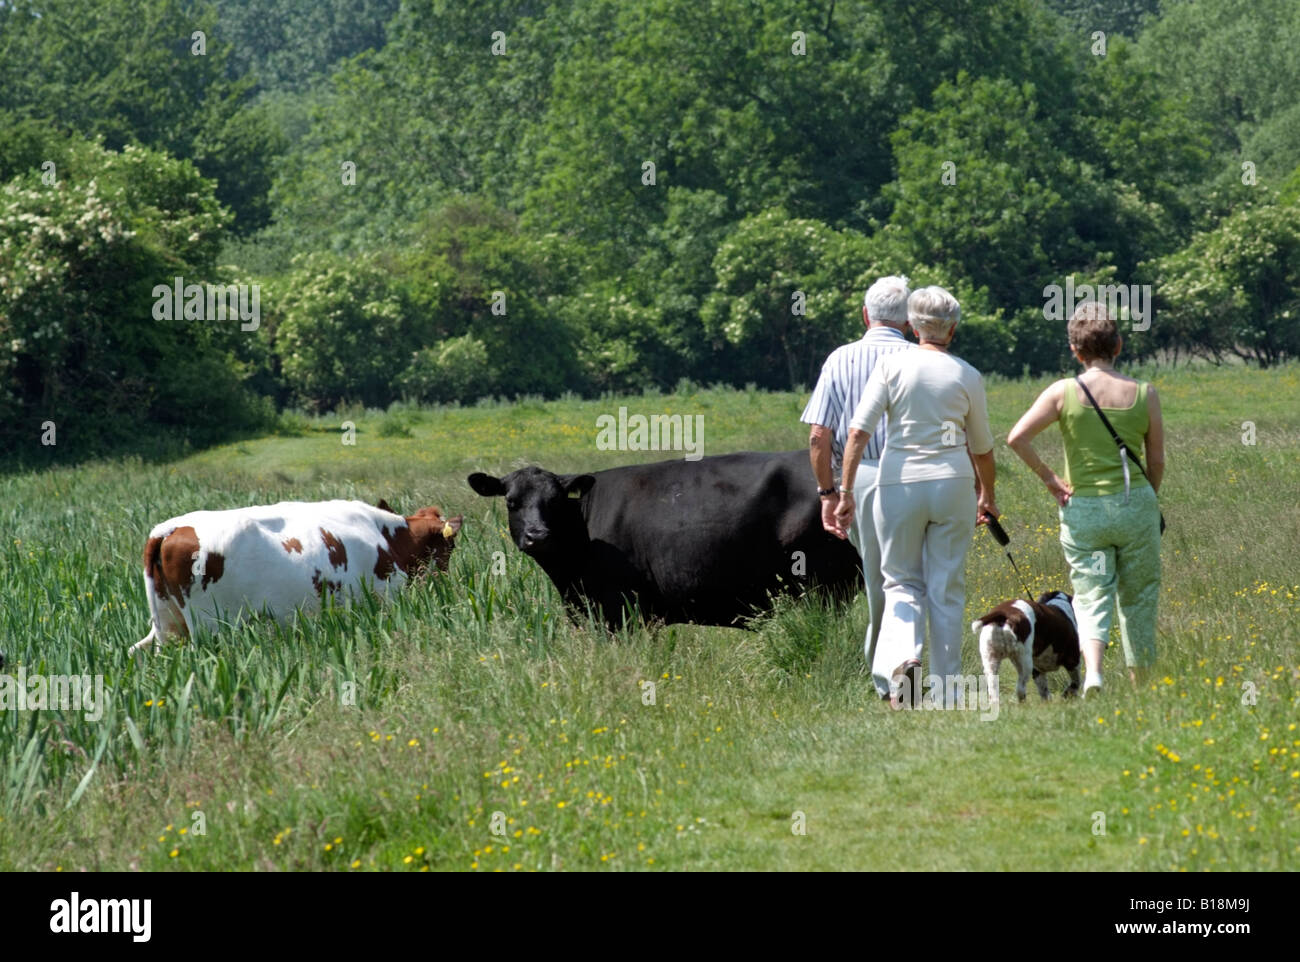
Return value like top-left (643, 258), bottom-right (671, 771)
top-left (2, 0), bottom-right (1297, 451)
top-left (0, 133), bottom-right (269, 451)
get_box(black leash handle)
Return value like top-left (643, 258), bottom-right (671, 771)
top-left (984, 514), bottom-right (1010, 547)
top-left (982, 513), bottom-right (1034, 600)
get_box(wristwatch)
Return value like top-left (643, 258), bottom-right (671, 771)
top-left (817, 486), bottom-right (837, 498)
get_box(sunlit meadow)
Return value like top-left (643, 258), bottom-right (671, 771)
top-left (0, 366), bottom-right (1296, 871)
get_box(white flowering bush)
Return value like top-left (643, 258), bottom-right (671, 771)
top-left (0, 134), bottom-right (259, 450)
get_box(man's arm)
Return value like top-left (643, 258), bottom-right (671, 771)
top-left (809, 424), bottom-right (835, 492)
top-left (803, 357), bottom-right (847, 539)
top-left (809, 425), bottom-right (846, 539)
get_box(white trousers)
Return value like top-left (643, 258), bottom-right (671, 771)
top-left (847, 462), bottom-right (889, 696)
top-left (870, 477), bottom-right (976, 702)
top-left (845, 462), bottom-right (887, 696)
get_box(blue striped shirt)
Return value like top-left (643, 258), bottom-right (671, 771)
top-left (801, 326), bottom-right (914, 473)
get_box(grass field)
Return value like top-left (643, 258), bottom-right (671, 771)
top-left (1, 365), bottom-right (1297, 871)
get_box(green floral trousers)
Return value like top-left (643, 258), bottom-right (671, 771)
top-left (1058, 485), bottom-right (1161, 668)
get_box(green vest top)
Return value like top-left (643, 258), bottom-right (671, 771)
top-left (1059, 379), bottom-right (1151, 497)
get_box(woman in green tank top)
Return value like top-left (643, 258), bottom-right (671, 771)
top-left (1007, 303), bottom-right (1166, 694)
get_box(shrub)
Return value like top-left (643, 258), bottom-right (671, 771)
top-left (0, 132), bottom-right (265, 456)
top-left (271, 252), bottom-right (413, 411)
top-left (398, 334), bottom-right (492, 405)
top-left (1148, 201), bottom-right (1300, 367)
top-left (376, 411), bottom-right (415, 438)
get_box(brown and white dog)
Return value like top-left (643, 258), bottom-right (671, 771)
top-left (970, 590), bottom-right (1081, 702)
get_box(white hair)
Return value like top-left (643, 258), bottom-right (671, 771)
top-left (863, 275), bottom-right (911, 322)
top-left (908, 286), bottom-right (961, 341)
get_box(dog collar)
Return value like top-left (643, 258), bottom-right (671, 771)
top-left (1011, 599), bottom-right (1037, 647)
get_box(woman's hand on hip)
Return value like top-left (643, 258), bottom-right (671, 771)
top-left (1044, 473), bottom-right (1073, 507)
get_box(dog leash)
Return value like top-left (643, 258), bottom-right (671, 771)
top-left (982, 514), bottom-right (1034, 600)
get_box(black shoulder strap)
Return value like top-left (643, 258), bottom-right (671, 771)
top-left (1075, 378), bottom-right (1150, 481)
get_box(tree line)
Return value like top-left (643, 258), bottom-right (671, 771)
top-left (2, 0), bottom-right (1298, 456)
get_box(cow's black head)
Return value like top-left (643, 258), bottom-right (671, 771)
top-left (468, 467), bottom-right (596, 558)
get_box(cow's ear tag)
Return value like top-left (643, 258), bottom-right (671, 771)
top-left (567, 489), bottom-right (583, 499)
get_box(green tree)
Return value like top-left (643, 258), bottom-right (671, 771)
top-left (1148, 201), bottom-right (1300, 367)
top-left (701, 211), bottom-right (877, 389)
top-left (395, 200), bottom-right (585, 399)
top-left (213, 0), bottom-right (400, 93)
top-left (0, 134), bottom-right (263, 449)
top-left (1139, 0), bottom-right (1300, 157)
top-left (0, 0), bottom-right (284, 234)
top-left (399, 335), bottom-right (493, 405)
top-left (563, 187), bottom-right (733, 392)
top-left (1045, 0), bottom-right (1161, 37)
top-left (271, 253), bottom-right (413, 411)
top-left (1072, 38), bottom-right (1211, 247)
top-left (525, 0), bottom-right (1076, 273)
top-left (263, 0), bottom-right (566, 256)
top-left (884, 73), bottom-right (1113, 313)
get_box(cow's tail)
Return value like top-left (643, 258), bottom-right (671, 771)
top-left (134, 533), bottom-right (190, 654)
top-left (133, 536), bottom-right (167, 654)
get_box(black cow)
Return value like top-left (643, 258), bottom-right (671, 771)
top-left (467, 450), bottom-right (862, 628)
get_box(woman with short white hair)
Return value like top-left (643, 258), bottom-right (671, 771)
top-left (836, 287), bottom-right (997, 708)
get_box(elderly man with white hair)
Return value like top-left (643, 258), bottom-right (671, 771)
top-left (802, 276), bottom-right (914, 698)
top-left (835, 286), bottom-right (997, 708)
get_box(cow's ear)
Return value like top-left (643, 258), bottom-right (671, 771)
top-left (376, 498), bottom-right (396, 513)
top-left (560, 474), bottom-right (596, 498)
top-left (467, 473), bottom-right (506, 497)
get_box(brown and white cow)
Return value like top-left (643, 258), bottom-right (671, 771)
top-left (132, 499), bottom-right (462, 653)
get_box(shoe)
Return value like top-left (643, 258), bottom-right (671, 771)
top-left (1083, 678), bottom-right (1103, 699)
top-left (890, 659), bottom-right (923, 710)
